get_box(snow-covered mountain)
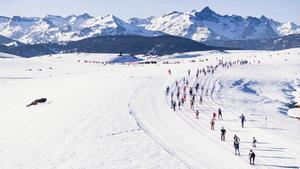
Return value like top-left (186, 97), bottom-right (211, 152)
top-left (0, 35), bottom-right (22, 46)
top-left (129, 7), bottom-right (300, 41)
top-left (0, 14), bottom-right (161, 44)
top-left (0, 7), bottom-right (299, 43)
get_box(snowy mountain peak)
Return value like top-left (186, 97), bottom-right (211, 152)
top-left (0, 16), bottom-right (10, 22)
top-left (277, 21), bottom-right (300, 35)
top-left (101, 14), bottom-right (119, 21)
top-left (193, 6), bottom-right (219, 17)
top-left (129, 6), bottom-right (299, 41)
top-left (0, 13), bottom-right (161, 43)
top-left (284, 21), bottom-right (298, 29)
top-left (77, 13), bottom-right (92, 20)
top-left (260, 15), bottom-right (268, 20)
top-left (11, 16), bottom-right (39, 23)
top-left (0, 7), bottom-right (299, 44)
top-left (128, 17), bottom-right (154, 27)
top-left (97, 14), bottom-right (126, 27)
top-left (198, 6), bottom-right (216, 15)
top-left (163, 11), bottom-right (184, 17)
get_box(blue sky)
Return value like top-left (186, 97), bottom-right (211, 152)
top-left (0, 0), bottom-right (299, 24)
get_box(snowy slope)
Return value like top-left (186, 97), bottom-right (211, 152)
top-left (129, 7), bottom-right (300, 41)
top-left (0, 49), bottom-right (299, 168)
top-left (0, 52), bottom-right (21, 58)
top-left (0, 34), bottom-right (21, 46)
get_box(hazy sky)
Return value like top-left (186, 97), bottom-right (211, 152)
top-left (0, 0), bottom-right (299, 24)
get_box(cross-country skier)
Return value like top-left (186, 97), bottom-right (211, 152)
top-left (252, 137), bottom-right (257, 147)
top-left (213, 112), bottom-right (217, 119)
top-left (171, 100), bottom-right (176, 111)
top-left (249, 150), bottom-right (256, 165)
top-left (195, 83), bottom-right (199, 92)
top-left (233, 135), bottom-right (240, 155)
top-left (240, 114), bottom-right (246, 128)
top-left (166, 86), bottom-right (170, 95)
top-left (190, 100), bottom-right (194, 110)
top-left (189, 87), bottom-right (193, 96)
top-left (210, 118), bottom-right (215, 130)
top-left (195, 110), bottom-right (199, 119)
top-left (221, 127), bottom-right (226, 141)
top-left (218, 108), bottom-right (223, 120)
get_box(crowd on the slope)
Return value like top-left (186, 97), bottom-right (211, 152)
top-left (165, 58), bottom-right (260, 165)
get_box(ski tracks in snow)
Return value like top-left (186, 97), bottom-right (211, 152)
top-left (129, 61), bottom-right (300, 169)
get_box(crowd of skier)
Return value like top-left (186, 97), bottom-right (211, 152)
top-left (165, 58), bottom-right (260, 165)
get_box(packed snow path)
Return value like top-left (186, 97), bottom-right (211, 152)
top-left (130, 52), bottom-right (300, 169)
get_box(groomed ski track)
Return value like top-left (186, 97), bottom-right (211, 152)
top-left (129, 57), bottom-right (300, 169)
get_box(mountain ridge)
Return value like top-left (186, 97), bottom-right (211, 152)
top-left (0, 6), bottom-right (299, 44)
top-left (0, 35), bottom-right (233, 57)
top-left (129, 6), bottom-right (300, 41)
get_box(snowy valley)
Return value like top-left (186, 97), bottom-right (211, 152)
top-left (0, 48), bottom-right (299, 169)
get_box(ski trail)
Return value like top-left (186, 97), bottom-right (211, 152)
top-left (167, 61), bottom-right (300, 168)
top-left (129, 76), bottom-right (253, 169)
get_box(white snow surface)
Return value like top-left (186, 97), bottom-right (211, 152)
top-left (0, 49), bottom-right (299, 169)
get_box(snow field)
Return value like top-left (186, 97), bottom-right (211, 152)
top-left (0, 49), bottom-right (299, 169)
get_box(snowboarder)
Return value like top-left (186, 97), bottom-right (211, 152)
top-left (233, 135), bottom-right (240, 155)
top-left (252, 137), bottom-right (257, 147)
top-left (220, 127), bottom-right (226, 141)
top-left (218, 108), bottom-right (223, 120)
top-left (240, 114), bottom-right (246, 128)
top-left (168, 69), bottom-right (172, 75)
top-left (210, 118), bottom-right (215, 130)
top-left (188, 69), bottom-right (191, 76)
top-left (249, 150), bottom-right (256, 165)
top-left (199, 96), bottom-right (203, 104)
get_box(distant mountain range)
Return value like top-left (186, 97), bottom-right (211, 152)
top-left (0, 7), bottom-right (299, 44)
top-left (0, 35), bottom-right (231, 57)
top-left (0, 14), bottom-right (162, 44)
top-left (129, 7), bottom-right (300, 42)
top-left (0, 35), bottom-right (21, 46)
top-left (204, 34), bottom-right (300, 50)
top-left (0, 7), bottom-right (299, 57)
top-left (1, 34), bottom-right (299, 58)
